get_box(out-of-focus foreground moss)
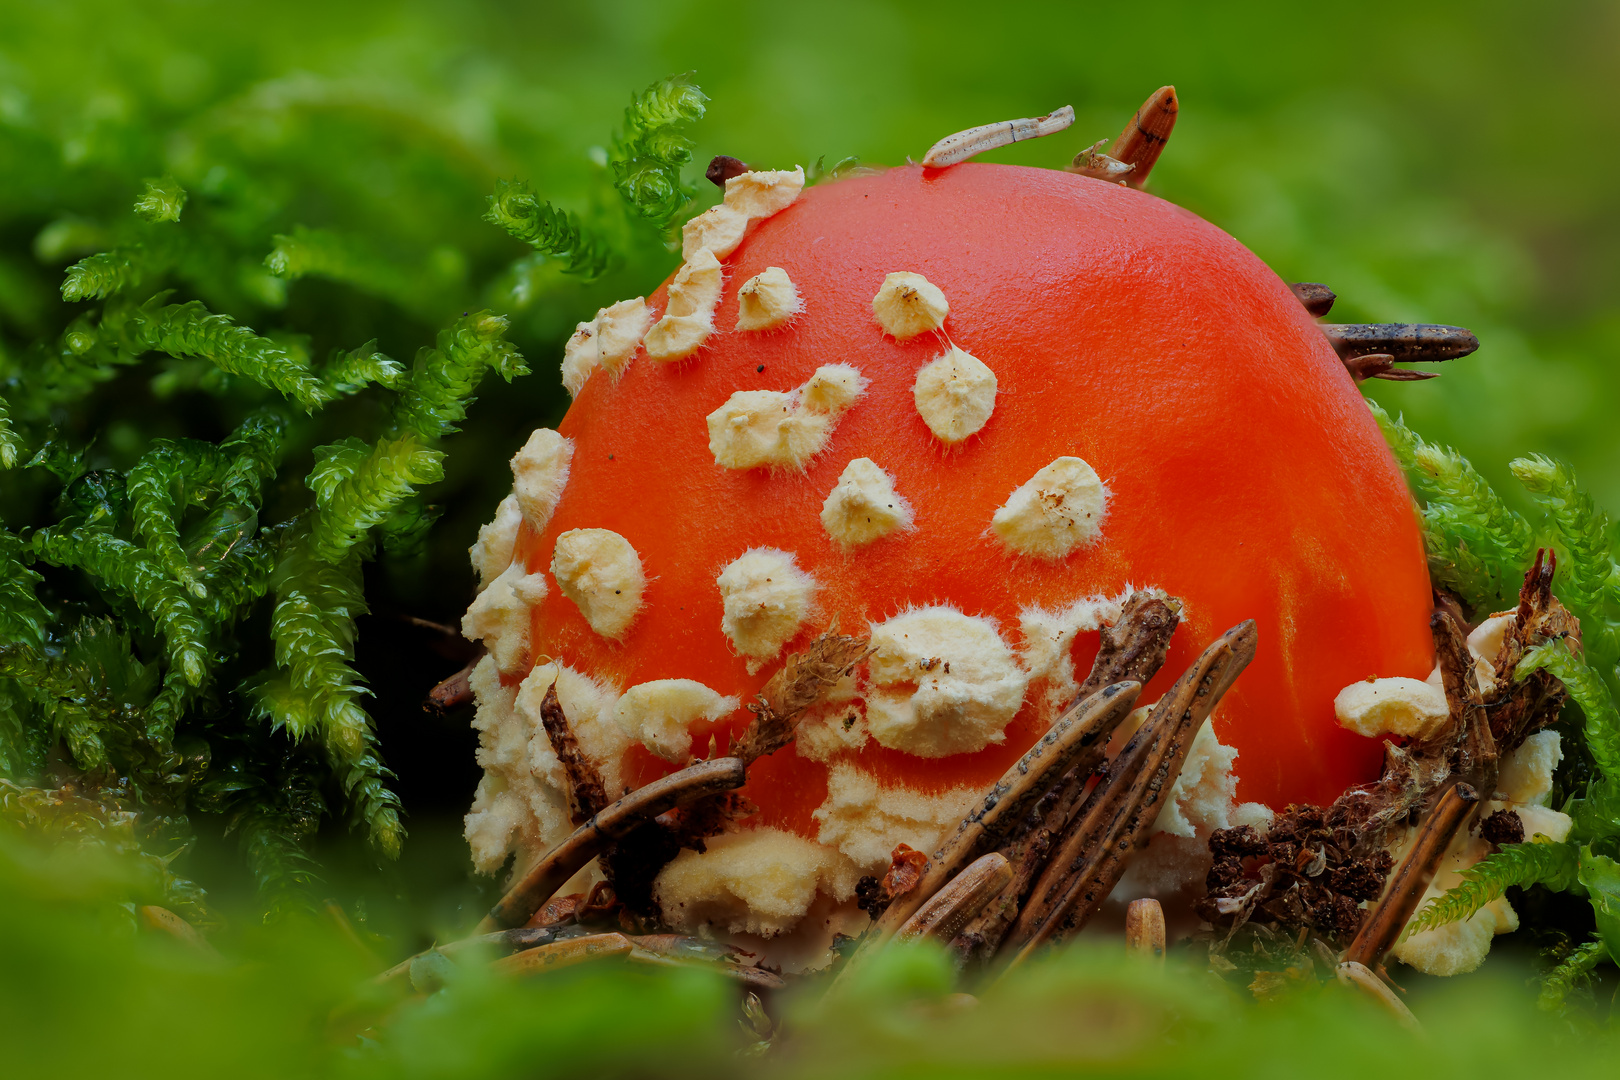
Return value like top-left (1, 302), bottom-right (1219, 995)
top-left (5, 824), bottom-right (1619, 1079)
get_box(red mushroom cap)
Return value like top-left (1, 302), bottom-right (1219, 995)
top-left (506, 162), bottom-right (1432, 840)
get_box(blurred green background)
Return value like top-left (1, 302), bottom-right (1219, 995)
top-left (4, 0), bottom-right (1620, 1071)
top-left (10, 0), bottom-right (1618, 496)
top-left (3, 0), bottom-right (1616, 907)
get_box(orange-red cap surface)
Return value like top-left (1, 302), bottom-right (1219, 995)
top-left (510, 162), bottom-right (1433, 834)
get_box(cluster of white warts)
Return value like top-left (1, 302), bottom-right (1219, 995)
top-left (462, 166), bottom-right (1525, 972)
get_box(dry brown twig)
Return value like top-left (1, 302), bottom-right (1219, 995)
top-left (1001, 620), bottom-right (1259, 970)
top-left (476, 757), bottom-right (747, 933)
top-left (872, 679), bottom-right (1144, 941)
top-left (425, 653), bottom-right (481, 714)
top-left (1322, 323), bottom-right (1479, 364)
top-left (1343, 782), bottom-right (1480, 972)
top-left (493, 933), bottom-right (636, 977)
top-left (956, 593), bottom-right (1185, 962)
top-left (894, 853), bottom-right (1014, 946)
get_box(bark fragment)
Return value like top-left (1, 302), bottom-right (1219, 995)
top-left (1487, 548), bottom-right (1578, 751)
top-left (706, 156), bottom-right (750, 186)
top-left (856, 843), bottom-right (930, 918)
top-left (1321, 323), bottom-right (1479, 363)
top-left (1112, 86), bottom-right (1178, 188)
top-left (538, 683), bottom-right (610, 824)
top-left (1288, 282), bottom-right (1336, 317)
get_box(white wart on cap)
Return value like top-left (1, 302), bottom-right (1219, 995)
top-left (551, 528), bottom-right (646, 641)
top-left (991, 456), bottom-right (1109, 559)
top-left (872, 272), bottom-right (948, 339)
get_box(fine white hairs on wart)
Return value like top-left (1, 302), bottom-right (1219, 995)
top-left (644, 248), bottom-right (724, 362)
top-left (872, 272), bottom-right (949, 339)
top-left (864, 606), bottom-right (1030, 758)
top-left (920, 105), bottom-right (1075, 168)
top-left (991, 456), bottom-right (1110, 559)
top-left (560, 297), bottom-right (654, 397)
top-left (914, 345), bottom-right (997, 443)
top-left (509, 428), bottom-right (573, 533)
top-left (681, 166), bottom-right (807, 261)
top-left (461, 562), bottom-right (549, 675)
top-left (614, 679), bottom-right (738, 763)
top-left (550, 528), bottom-right (646, 641)
top-left (821, 457), bottom-right (914, 547)
top-left (470, 493), bottom-right (522, 592)
top-left (716, 547), bottom-right (817, 670)
top-left (735, 267), bottom-right (802, 331)
top-left (706, 364), bottom-right (866, 471)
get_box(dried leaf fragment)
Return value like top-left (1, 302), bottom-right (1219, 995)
top-left (735, 624), bottom-right (871, 764)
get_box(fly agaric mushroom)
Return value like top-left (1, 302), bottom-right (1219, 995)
top-left (461, 109), bottom-right (1441, 948)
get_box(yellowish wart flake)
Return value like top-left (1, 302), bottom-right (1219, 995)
top-left (470, 493), bottom-right (523, 591)
top-left (653, 827), bottom-right (858, 938)
top-left (734, 267), bottom-right (802, 332)
top-left (913, 345), bottom-right (997, 444)
top-left (645, 248), bottom-right (724, 362)
top-left (681, 204), bottom-right (749, 261)
top-left (723, 166), bottom-right (806, 220)
top-left (717, 548), bottom-right (817, 671)
top-left (461, 562), bottom-right (548, 675)
top-left (871, 271), bottom-right (948, 339)
top-left (1334, 677), bottom-right (1450, 740)
top-left (821, 458), bottom-right (913, 547)
top-left (864, 606), bottom-right (1029, 758)
top-left (613, 679), bottom-right (738, 763)
top-left (550, 528), bottom-right (646, 641)
top-left (510, 428), bottom-right (573, 533)
top-left (560, 297), bottom-right (654, 397)
top-left (813, 762), bottom-right (983, 869)
top-left (706, 364), bottom-right (866, 471)
top-left (991, 456), bottom-right (1109, 559)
